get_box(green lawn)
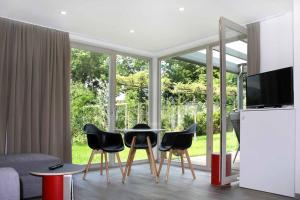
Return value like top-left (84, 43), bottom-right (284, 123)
top-left (72, 132), bottom-right (238, 164)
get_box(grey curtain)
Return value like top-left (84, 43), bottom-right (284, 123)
top-left (0, 18), bottom-right (71, 162)
top-left (247, 22), bottom-right (261, 75)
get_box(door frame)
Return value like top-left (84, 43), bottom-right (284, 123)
top-left (219, 17), bottom-right (247, 185)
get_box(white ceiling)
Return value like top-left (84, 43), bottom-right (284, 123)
top-left (0, 0), bottom-right (293, 56)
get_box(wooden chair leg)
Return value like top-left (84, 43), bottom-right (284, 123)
top-left (157, 152), bottom-right (166, 177)
top-left (147, 137), bottom-right (159, 183)
top-left (180, 153), bottom-right (185, 174)
top-left (104, 152), bottom-right (110, 184)
top-left (83, 150), bottom-right (95, 180)
top-left (100, 152), bottom-right (103, 175)
top-left (165, 150), bottom-right (173, 182)
top-left (185, 150), bottom-right (196, 179)
top-left (122, 136), bottom-right (136, 184)
top-left (127, 149), bottom-right (136, 176)
top-left (116, 152), bottom-right (124, 177)
top-left (148, 149), bottom-right (155, 177)
top-left (146, 149), bottom-right (154, 175)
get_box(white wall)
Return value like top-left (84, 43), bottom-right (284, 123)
top-left (260, 12), bottom-right (294, 72)
top-left (260, 5), bottom-right (300, 195)
top-left (240, 109), bottom-right (296, 197)
top-left (293, 0), bottom-right (300, 195)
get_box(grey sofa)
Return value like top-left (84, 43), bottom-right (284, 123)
top-left (0, 167), bottom-right (20, 200)
top-left (0, 153), bottom-right (60, 199)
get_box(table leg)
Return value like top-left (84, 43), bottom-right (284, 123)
top-left (42, 175), bottom-right (64, 200)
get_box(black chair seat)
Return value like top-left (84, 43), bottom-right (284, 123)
top-left (102, 145), bottom-right (124, 153)
top-left (159, 145), bottom-right (172, 152)
top-left (133, 143), bottom-right (152, 149)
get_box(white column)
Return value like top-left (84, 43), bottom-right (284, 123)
top-left (149, 57), bottom-right (160, 129)
top-left (206, 46), bottom-right (213, 169)
top-left (108, 53), bottom-right (117, 165)
top-left (149, 57), bottom-right (160, 160)
top-left (108, 53), bottom-right (116, 132)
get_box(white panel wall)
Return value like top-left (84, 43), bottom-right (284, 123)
top-left (294, 0), bottom-right (300, 195)
top-left (240, 109), bottom-right (296, 197)
top-left (260, 12), bottom-right (293, 72)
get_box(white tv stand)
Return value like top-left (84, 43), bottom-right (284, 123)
top-left (240, 108), bottom-right (295, 197)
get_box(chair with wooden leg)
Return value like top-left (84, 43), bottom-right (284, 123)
top-left (158, 124), bottom-right (197, 182)
top-left (82, 124), bottom-right (103, 180)
top-left (82, 124), bottom-right (125, 183)
top-left (122, 123), bottom-right (158, 183)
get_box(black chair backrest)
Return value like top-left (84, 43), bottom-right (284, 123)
top-left (83, 124), bottom-right (102, 150)
top-left (132, 123), bottom-right (151, 129)
top-left (99, 129), bottom-right (124, 148)
top-left (172, 123), bottom-right (196, 150)
top-left (185, 123), bottom-right (197, 134)
top-left (124, 124), bottom-right (157, 148)
top-left (230, 112), bottom-right (240, 143)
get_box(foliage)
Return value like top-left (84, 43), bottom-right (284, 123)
top-left (71, 81), bottom-right (109, 144)
top-left (116, 56), bottom-right (149, 129)
top-left (71, 48), bottom-right (109, 91)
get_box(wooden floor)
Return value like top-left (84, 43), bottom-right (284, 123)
top-left (73, 164), bottom-right (293, 200)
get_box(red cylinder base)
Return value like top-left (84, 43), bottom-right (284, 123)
top-left (211, 153), bottom-right (232, 186)
top-left (42, 175), bottom-right (64, 200)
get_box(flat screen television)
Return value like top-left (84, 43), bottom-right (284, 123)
top-left (246, 67), bottom-right (294, 108)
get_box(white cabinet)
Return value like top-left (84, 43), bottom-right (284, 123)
top-left (240, 108), bottom-right (295, 197)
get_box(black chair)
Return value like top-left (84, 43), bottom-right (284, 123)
top-left (122, 123), bottom-right (158, 183)
top-left (230, 111), bottom-right (240, 164)
top-left (82, 123), bottom-right (124, 183)
top-left (158, 124), bottom-right (197, 182)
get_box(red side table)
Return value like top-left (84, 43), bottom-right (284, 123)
top-left (30, 164), bottom-right (84, 200)
top-left (211, 153), bottom-right (232, 186)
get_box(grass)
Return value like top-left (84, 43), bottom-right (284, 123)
top-left (72, 131), bottom-right (238, 164)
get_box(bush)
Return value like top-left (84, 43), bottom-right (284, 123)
top-left (71, 81), bottom-right (108, 144)
top-left (196, 111), bottom-right (206, 136)
top-left (213, 109), bottom-right (221, 134)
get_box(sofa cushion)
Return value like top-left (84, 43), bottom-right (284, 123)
top-left (0, 153), bottom-right (61, 176)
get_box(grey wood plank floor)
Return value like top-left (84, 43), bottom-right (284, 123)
top-left (73, 164), bottom-right (293, 200)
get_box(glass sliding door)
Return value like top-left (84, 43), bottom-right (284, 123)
top-left (116, 55), bottom-right (150, 162)
top-left (219, 17), bottom-right (247, 184)
top-left (71, 48), bottom-right (110, 164)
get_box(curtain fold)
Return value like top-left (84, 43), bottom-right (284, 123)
top-left (247, 22), bottom-right (261, 75)
top-left (0, 18), bottom-right (71, 162)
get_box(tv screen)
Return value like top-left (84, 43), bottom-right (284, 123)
top-left (246, 67), bottom-right (294, 108)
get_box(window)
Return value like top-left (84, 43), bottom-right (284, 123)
top-left (116, 55), bottom-right (150, 161)
top-left (160, 56), bottom-right (207, 166)
top-left (71, 48), bottom-right (110, 164)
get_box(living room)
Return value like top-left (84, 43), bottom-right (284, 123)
top-left (1, 0), bottom-right (300, 200)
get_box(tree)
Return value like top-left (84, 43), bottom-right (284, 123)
top-left (71, 48), bottom-right (109, 92)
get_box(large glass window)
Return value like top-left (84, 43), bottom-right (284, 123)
top-left (116, 55), bottom-right (150, 161)
top-left (161, 56), bottom-right (207, 166)
top-left (71, 48), bottom-right (110, 164)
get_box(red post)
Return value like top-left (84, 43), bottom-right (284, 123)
top-left (211, 153), bottom-right (232, 186)
top-left (42, 175), bottom-right (64, 200)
